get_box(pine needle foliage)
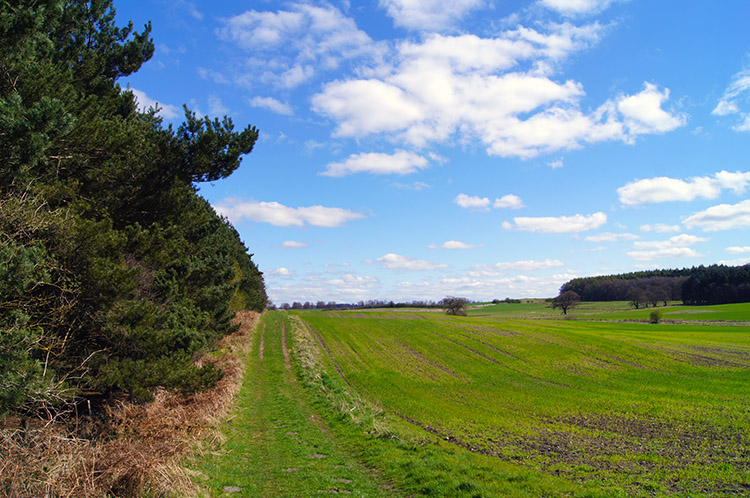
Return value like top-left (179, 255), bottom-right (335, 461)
top-left (0, 0), bottom-right (267, 416)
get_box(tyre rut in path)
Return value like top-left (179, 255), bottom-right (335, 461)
top-left (197, 313), bottom-right (398, 498)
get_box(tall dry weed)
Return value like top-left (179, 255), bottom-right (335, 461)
top-left (0, 310), bottom-right (260, 498)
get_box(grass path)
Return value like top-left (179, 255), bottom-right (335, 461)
top-left (195, 312), bottom-right (397, 497)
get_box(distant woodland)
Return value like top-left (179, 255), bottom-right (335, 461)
top-left (1, 1), bottom-right (266, 418)
top-left (560, 264), bottom-right (750, 306)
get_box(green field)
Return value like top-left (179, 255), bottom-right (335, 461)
top-left (199, 305), bottom-right (750, 497)
top-left (578, 302), bottom-right (750, 322)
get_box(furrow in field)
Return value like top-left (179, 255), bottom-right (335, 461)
top-left (281, 321), bottom-right (291, 371)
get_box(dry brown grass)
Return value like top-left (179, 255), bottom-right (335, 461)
top-left (0, 310), bottom-right (260, 498)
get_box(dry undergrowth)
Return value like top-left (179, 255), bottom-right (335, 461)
top-left (0, 310), bottom-right (260, 498)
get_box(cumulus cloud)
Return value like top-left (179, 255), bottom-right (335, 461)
top-left (455, 193), bottom-right (524, 210)
top-left (503, 212), bottom-right (606, 233)
top-left (471, 259), bottom-right (565, 276)
top-left (377, 253), bottom-right (449, 271)
top-left (268, 267), bottom-right (297, 277)
top-left (250, 96), bottom-right (293, 115)
top-left (682, 199), bottom-right (750, 232)
top-left (281, 240), bottom-right (309, 249)
top-left (129, 88), bottom-right (180, 119)
top-left (214, 199), bottom-right (365, 227)
top-left (727, 246), bottom-right (750, 255)
top-left (718, 257), bottom-right (750, 266)
top-left (270, 271), bottom-right (381, 303)
top-left (312, 23), bottom-right (684, 159)
top-left (454, 194), bottom-right (491, 210)
top-left (429, 240), bottom-right (481, 249)
top-left (540, 0), bottom-right (616, 16)
top-left (219, 4), bottom-right (382, 88)
top-left (640, 223), bottom-right (681, 233)
top-left (397, 269), bottom-right (579, 301)
top-left (322, 150), bottom-right (428, 176)
top-left (616, 83), bottom-right (686, 136)
top-left (627, 234), bottom-right (707, 261)
top-left (380, 0), bottom-right (483, 31)
top-left (617, 170), bottom-right (750, 206)
top-left (712, 68), bottom-right (750, 132)
top-left (493, 194), bottom-right (525, 209)
top-left (584, 232), bottom-right (639, 242)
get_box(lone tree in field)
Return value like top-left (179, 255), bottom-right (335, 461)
top-left (442, 296), bottom-right (469, 316)
top-left (552, 290), bottom-right (580, 315)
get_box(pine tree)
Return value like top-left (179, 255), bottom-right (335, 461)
top-left (0, 0), bottom-right (266, 415)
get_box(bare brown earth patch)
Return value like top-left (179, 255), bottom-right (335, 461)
top-left (395, 409), bottom-right (749, 496)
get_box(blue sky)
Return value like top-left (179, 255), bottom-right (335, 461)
top-left (117, 0), bottom-right (750, 305)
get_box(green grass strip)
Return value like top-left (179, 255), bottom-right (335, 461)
top-left (194, 312), bottom-right (397, 497)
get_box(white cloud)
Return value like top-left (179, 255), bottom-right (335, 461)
top-left (208, 95), bottom-right (229, 116)
top-left (540, 0), bottom-right (615, 16)
top-left (429, 240), bottom-right (481, 250)
top-left (712, 68), bottom-right (750, 132)
top-left (312, 22), bottom-right (684, 159)
top-left (454, 193), bottom-right (491, 210)
top-left (214, 199), bottom-right (365, 227)
top-left (616, 83), bottom-right (686, 136)
top-left (377, 253), bottom-right (449, 271)
top-left (322, 150), bottom-right (428, 177)
top-left (268, 267), bottom-right (297, 277)
top-left (683, 199), bottom-right (750, 232)
top-left (380, 0), bottom-right (483, 31)
top-left (640, 223), bottom-right (681, 233)
top-left (584, 232), bottom-right (639, 242)
top-left (219, 4), bottom-right (381, 88)
top-left (396, 269), bottom-right (579, 301)
top-left (250, 96), bottom-right (293, 115)
top-left (269, 271), bottom-right (382, 303)
top-left (503, 212), bottom-right (606, 233)
top-left (632, 234), bottom-right (708, 249)
top-left (198, 67), bottom-right (230, 84)
top-left (281, 240), bottom-right (309, 249)
top-left (727, 246), bottom-right (750, 255)
top-left (547, 157), bottom-right (564, 168)
top-left (471, 259), bottom-right (565, 276)
top-left (493, 194), bottom-right (525, 209)
top-left (130, 88), bottom-right (180, 119)
top-left (718, 257), bottom-right (750, 266)
top-left (627, 234), bottom-right (707, 261)
top-left (394, 181), bottom-right (431, 191)
top-left (627, 247), bottom-right (701, 261)
top-left (454, 193), bottom-right (524, 210)
top-left (617, 170), bottom-right (750, 206)
top-left (314, 79), bottom-right (424, 136)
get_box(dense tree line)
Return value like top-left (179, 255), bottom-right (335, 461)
top-left (560, 265), bottom-right (750, 306)
top-left (1, 0), bottom-right (266, 417)
top-left (560, 270), bottom-right (690, 303)
top-left (681, 264), bottom-right (750, 304)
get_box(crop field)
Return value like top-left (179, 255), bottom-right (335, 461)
top-left (295, 309), bottom-right (750, 497)
top-left (578, 302), bottom-right (750, 323)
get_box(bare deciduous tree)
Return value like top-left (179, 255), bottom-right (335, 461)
top-left (552, 291), bottom-right (580, 315)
